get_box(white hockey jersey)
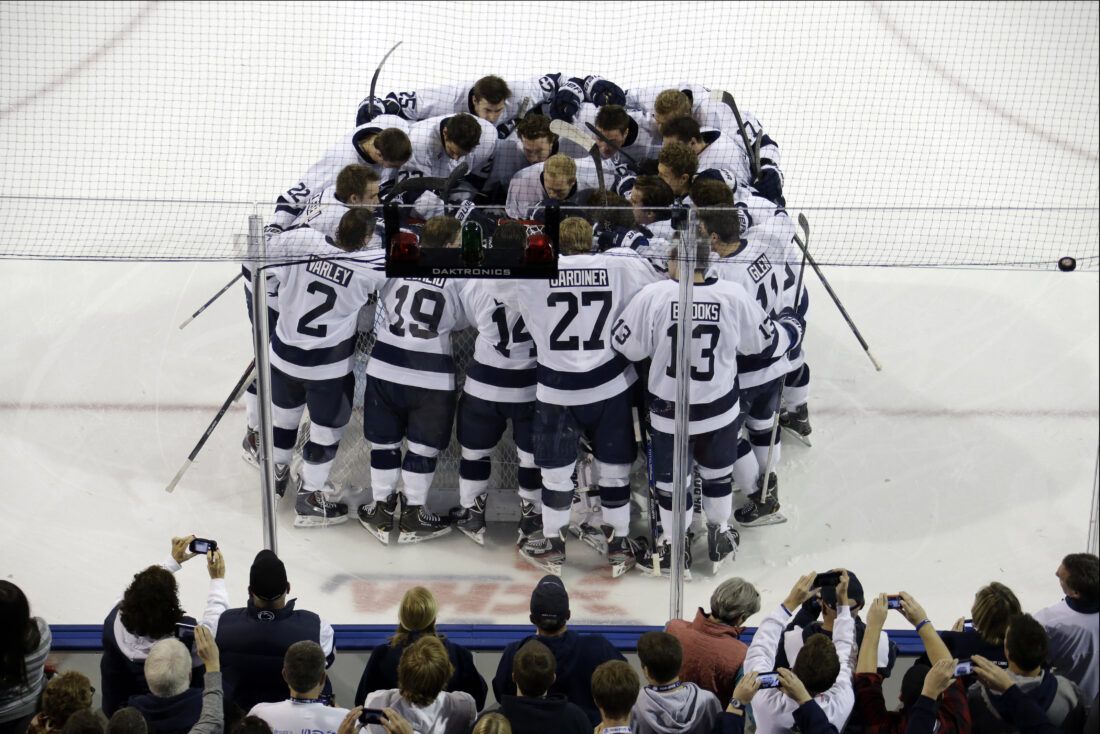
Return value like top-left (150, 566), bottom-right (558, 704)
top-left (272, 115), bottom-right (408, 230)
top-left (612, 275), bottom-right (795, 435)
top-left (402, 114), bottom-right (497, 191)
top-left (696, 128), bottom-right (752, 187)
top-left (366, 277), bottom-right (469, 391)
top-left (285, 186), bottom-right (385, 249)
top-left (686, 169), bottom-right (787, 235)
top-left (503, 157), bottom-right (602, 220)
top-left (571, 103), bottom-right (658, 164)
top-left (366, 74), bottom-right (562, 129)
top-left (459, 280), bottom-right (537, 404)
top-left (489, 248), bottom-right (661, 406)
top-left (711, 214), bottom-right (806, 388)
top-left (268, 228), bottom-right (388, 382)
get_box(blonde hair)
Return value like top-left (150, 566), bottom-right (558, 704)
top-left (420, 217), bottom-right (461, 249)
top-left (971, 582), bottom-right (1021, 645)
top-left (398, 636), bottom-right (454, 707)
top-left (544, 154), bottom-right (577, 180)
top-left (654, 89), bottom-right (692, 119)
top-left (392, 586), bottom-right (438, 648)
top-left (559, 217), bottom-right (594, 255)
top-left (473, 712), bottom-right (512, 734)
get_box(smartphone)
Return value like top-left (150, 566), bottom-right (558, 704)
top-left (757, 671), bottom-right (782, 689)
top-left (963, 618), bottom-right (974, 631)
top-left (358, 708), bottom-right (386, 725)
top-left (955, 660), bottom-right (973, 676)
top-left (813, 571), bottom-right (841, 588)
top-left (887, 595), bottom-right (903, 610)
top-left (189, 538), bottom-right (218, 554)
top-left (173, 622), bottom-right (196, 640)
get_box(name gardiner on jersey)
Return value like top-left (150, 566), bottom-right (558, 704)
top-left (747, 253), bottom-right (773, 283)
top-left (670, 301), bottom-right (721, 322)
top-left (306, 257), bottom-right (354, 287)
top-left (550, 269), bottom-right (609, 288)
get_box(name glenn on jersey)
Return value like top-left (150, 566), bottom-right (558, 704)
top-left (669, 302), bottom-right (721, 322)
top-left (747, 254), bottom-right (773, 283)
top-left (549, 269), bottom-right (609, 288)
top-left (306, 257), bottom-right (353, 286)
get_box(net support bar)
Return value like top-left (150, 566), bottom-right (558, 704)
top-left (669, 215), bottom-right (696, 620)
top-left (248, 213), bottom-right (278, 553)
top-left (1089, 445), bottom-right (1099, 556)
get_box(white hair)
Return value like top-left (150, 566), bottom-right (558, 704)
top-left (144, 638), bottom-right (192, 697)
top-left (710, 577), bottom-right (761, 626)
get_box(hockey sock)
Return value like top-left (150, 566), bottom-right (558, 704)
top-left (731, 439), bottom-right (758, 494)
top-left (370, 444), bottom-right (401, 502)
top-left (271, 402), bottom-right (306, 466)
top-left (401, 443), bottom-right (440, 506)
top-left (784, 364), bottom-right (810, 408)
top-left (542, 506), bottom-right (570, 536)
top-left (748, 427), bottom-right (780, 475)
top-left (244, 389), bottom-right (259, 431)
top-left (516, 450), bottom-right (543, 506)
top-left (701, 495), bottom-right (733, 530)
top-left (656, 488), bottom-right (694, 538)
top-left (458, 446), bottom-right (491, 507)
top-left (601, 504), bottom-right (631, 537)
top-left (541, 464), bottom-right (574, 535)
top-left (300, 421), bottom-right (344, 493)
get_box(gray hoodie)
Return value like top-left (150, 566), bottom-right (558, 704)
top-left (632, 681), bottom-right (722, 734)
top-left (363, 688), bottom-right (476, 734)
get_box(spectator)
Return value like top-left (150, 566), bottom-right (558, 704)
top-left (127, 638), bottom-right (205, 734)
top-left (363, 637), bottom-right (476, 734)
top-left (852, 593), bottom-right (970, 734)
top-left (745, 571), bottom-right (857, 734)
top-left (780, 571), bottom-right (897, 678)
top-left (632, 631), bottom-right (721, 734)
top-left (925, 583), bottom-right (1021, 668)
top-left (0, 581), bottom-right (51, 734)
top-left (496, 640), bottom-right (588, 733)
top-left (101, 537), bottom-right (229, 716)
top-left (666, 577), bottom-right (759, 704)
top-left (335, 707), bottom-right (413, 734)
top-left (968, 614), bottom-right (1086, 734)
top-left (493, 576), bottom-right (625, 726)
top-left (1033, 553), bottom-right (1098, 703)
top-left (249, 642), bottom-right (346, 734)
top-left (215, 550), bottom-right (336, 712)
top-left (58, 711), bottom-right (106, 734)
top-left (591, 661), bottom-right (639, 734)
top-left (26, 673), bottom-right (95, 734)
top-left (471, 712), bottom-right (510, 734)
top-left (106, 709), bottom-right (147, 734)
top-left (720, 670), bottom-right (840, 734)
top-left (354, 587), bottom-right (486, 710)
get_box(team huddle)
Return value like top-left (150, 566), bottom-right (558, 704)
top-left (239, 71), bottom-right (814, 577)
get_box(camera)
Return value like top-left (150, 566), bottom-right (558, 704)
top-left (887, 595), bottom-right (903, 610)
top-left (813, 571), bottom-right (841, 588)
top-left (955, 660), bottom-right (973, 676)
top-left (359, 709), bottom-right (386, 725)
top-left (189, 538), bottom-right (218, 554)
top-left (758, 671), bottom-right (781, 689)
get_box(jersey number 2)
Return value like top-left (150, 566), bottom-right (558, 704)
top-left (296, 282), bottom-right (337, 337)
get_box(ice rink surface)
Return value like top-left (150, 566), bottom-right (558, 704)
top-left (1, 2), bottom-right (1097, 628)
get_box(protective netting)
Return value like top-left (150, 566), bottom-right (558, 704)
top-left (0, 2), bottom-right (1097, 267)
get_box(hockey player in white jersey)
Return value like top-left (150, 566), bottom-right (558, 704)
top-left (288, 164), bottom-right (380, 240)
top-left (358, 217), bottom-right (470, 545)
top-left (504, 154), bottom-right (601, 220)
top-left (611, 236), bottom-right (805, 573)
top-left (661, 117), bottom-right (752, 191)
top-left (360, 74), bottom-right (562, 136)
top-left (402, 114), bottom-right (498, 202)
top-left (271, 116), bottom-right (411, 232)
top-left (447, 221), bottom-right (543, 546)
top-left (628, 175), bottom-right (677, 242)
top-left (267, 208), bottom-right (389, 527)
top-left (485, 114), bottom-right (559, 204)
top-left (701, 204), bottom-right (806, 526)
top-left (488, 217), bottom-right (662, 576)
top-left (570, 104), bottom-right (657, 166)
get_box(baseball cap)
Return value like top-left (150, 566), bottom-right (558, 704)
top-left (530, 575), bottom-right (570, 626)
top-left (249, 550), bottom-right (288, 600)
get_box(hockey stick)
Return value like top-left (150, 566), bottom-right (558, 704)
top-left (759, 214), bottom-right (811, 507)
top-left (165, 359), bottom-right (257, 493)
top-left (549, 119), bottom-right (605, 193)
top-left (791, 235), bottom-right (883, 372)
top-left (179, 272), bottom-right (243, 330)
top-left (631, 393), bottom-right (661, 575)
top-left (584, 122), bottom-right (640, 169)
top-left (710, 89), bottom-right (760, 180)
top-left (384, 162), bottom-right (469, 203)
top-left (365, 41), bottom-right (403, 121)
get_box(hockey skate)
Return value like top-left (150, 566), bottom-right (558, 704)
top-left (293, 489), bottom-right (348, 528)
top-left (779, 404), bottom-right (813, 447)
top-left (517, 499), bottom-right (543, 546)
top-left (358, 493), bottom-right (400, 545)
top-left (634, 535), bottom-right (692, 580)
top-left (519, 530), bottom-right (566, 576)
top-left (242, 428), bottom-right (259, 467)
top-left (448, 494), bottom-right (487, 546)
top-left (398, 503), bottom-right (452, 544)
top-left (274, 464), bottom-right (292, 498)
top-left (706, 523), bottom-right (740, 575)
top-left (734, 474), bottom-right (787, 527)
top-left (604, 527), bottom-right (639, 579)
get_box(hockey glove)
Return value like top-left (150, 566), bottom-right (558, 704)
top-left (753, 165), bottom-right (785, 205)
top-left (263, 223), bottom-right (284, 241)
top-left (550, 77), bottom-right (585, 122)
top-left (775, 306), bottom-right (806, 352)
top-left (583, 75), bottom-right (626, 107)
top-left (452, 199), bottom-right (499, 237)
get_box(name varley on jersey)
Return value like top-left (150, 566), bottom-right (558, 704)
top-left (669, 302), bottom-right (721, 322)
top-left (550, 269), bottom-right (609, 288)
top-left (747, 253), bottom-right (772, 283)
top-left (306, 257), bottom-right (353, 287)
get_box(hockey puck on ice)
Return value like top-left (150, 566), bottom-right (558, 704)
top-left (1057, 256), bottom-right (1076, 272)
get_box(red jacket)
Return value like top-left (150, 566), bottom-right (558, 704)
top-left (853, 672), bottom-right (971, 734)
top-left (666, 608), bottom-right (748, 705)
